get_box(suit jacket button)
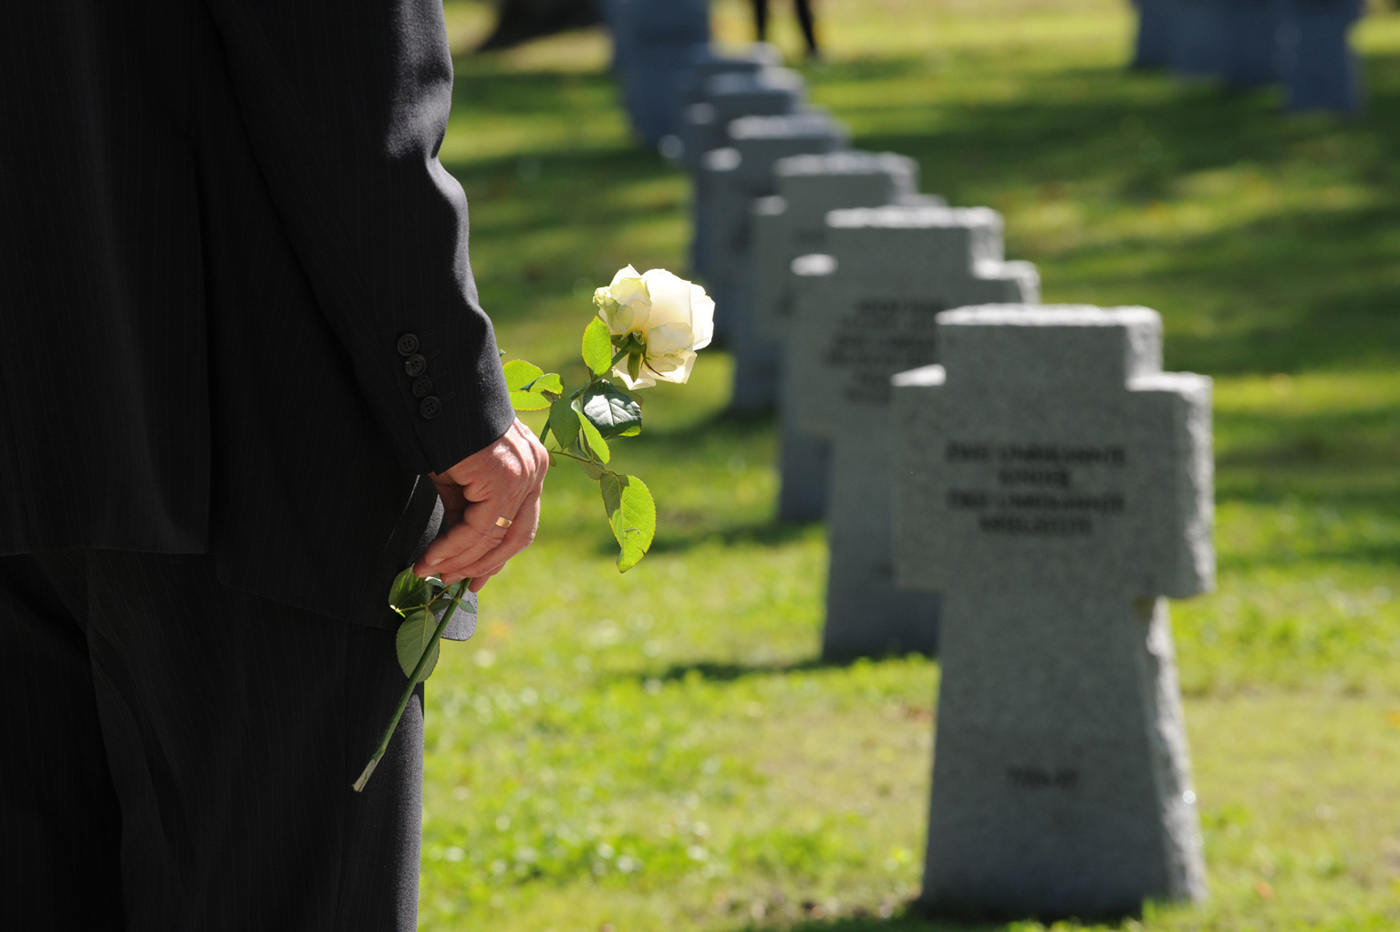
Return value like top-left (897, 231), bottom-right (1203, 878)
top-left (396, 333), bottom-right (420, 356)
top-left (419, 396), bottom-right (442, 420)
top-left (411, 375), bottom-right (433, 398)
top-left (404, 354), bottom-right (427, 377)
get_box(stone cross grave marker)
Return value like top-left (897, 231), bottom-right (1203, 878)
top-left (891, 305), bottom-right (1212, 919)
top-left (680, 68), bottom-right (806, 176)
top-left (788, 206), bottom-right (1038, 658)
top-left (682, 68), bottom-right (806, 278)
top-left (1220, 0), bottom-right (1279, 90)
top-left (1170, 0), bottom-right (1225, 79)
top-left (662, 44), bottom-right (783, 161)
top-left (749, 151), bottom-right (926, 522)
top-left (677, 43), bottom-right (783, 119)
top-left (1278, 0), bottom-right (1364, 112)
top-left (700, 111), bottom-right (848, 413)
top-left (606, 0), bottom-right (711, 147)
top-left (1129, 0), bottom-right (1174, 70)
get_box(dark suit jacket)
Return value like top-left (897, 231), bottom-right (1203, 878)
top-left (0, 0), bottom-right (514, 629)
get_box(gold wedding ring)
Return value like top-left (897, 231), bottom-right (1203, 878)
top-left (494, 516), bottom-right (513, 529)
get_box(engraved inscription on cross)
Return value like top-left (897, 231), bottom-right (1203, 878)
top-left (892, 305), bottom-right (1213, 919)
top-left (750, 151), bottom-right (922, 522)
top-left (787, 206), bottom-right (1038, 660)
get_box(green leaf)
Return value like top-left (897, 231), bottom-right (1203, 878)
top-left (503, 359), bottom-right (544, 391)
top-left (531, 372), bottom-right (565, 395)
top-left (600, 472), bottom-right (656, 572)
top-left (582, 317), bottom-right (613, 377)
top-left (395, 610), bottom-right (441, 682)
top-left (580, 384), bottom-right (643, 438)
top-left (433, 582), bottom-right (477, 616)
top-left (573, 399), bottom-right (610, 464)
top-left (548, 397), bottom-right (581, 450)
top-left (509, 389), bottom-right (552, 412)
top-left (579, 460), bottom-right (605, 481)
top-left (388, 566), bottom-right (431, 614)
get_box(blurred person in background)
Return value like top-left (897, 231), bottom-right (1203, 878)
top-left (753, 0), bottom-right (822, 60)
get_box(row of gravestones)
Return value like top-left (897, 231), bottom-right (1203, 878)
top-left (597, 0), bottom-right (1367, 146)
top-left (1131, 0), bottom-right (1365, 111)
top-left (643, 36), bottom-right (1218, 922)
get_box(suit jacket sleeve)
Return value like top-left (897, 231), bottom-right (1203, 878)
top-left (204, 0), bottom-right (513, 474)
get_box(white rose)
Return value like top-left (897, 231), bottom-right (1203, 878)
top-left (594, 265), bottom-right (715, 389)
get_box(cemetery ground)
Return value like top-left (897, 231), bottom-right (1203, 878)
top-left (418, 1), bottom-right (1400, 929)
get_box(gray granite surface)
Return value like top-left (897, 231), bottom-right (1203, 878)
top-left (750, 151), bottom-right (921, 522)
top-left (682, 68), bottom-right (807, 279)
top-left (699, 111), bottom-right (848, 413)
top-left (606, 0), bottom-right (710, 147)
top-left (787, 205), bottom-right (1037, 659)
top-left (891, 305), bottom-right (1212, 919)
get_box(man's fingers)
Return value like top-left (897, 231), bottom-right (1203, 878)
top-left (411, 417), bottom-right (548, 582)
top-left (414, 507), bottom-right (512, 578)
top-left (442, 485), bottom-right (541, 582)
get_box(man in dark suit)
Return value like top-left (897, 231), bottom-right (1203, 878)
top-left (0, 1), bottom-right (548, 928)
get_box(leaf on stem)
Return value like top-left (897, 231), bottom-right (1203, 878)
top-left (573, 399), bottom-right (611, 464)
top-left (582, 317), bottom-right (613, 377)
top-left (548, 396), bottom-right (582, 450)
top-left (599, 472), bottom-right (655, 572)
top-left (388, 566), bottom-right (432, 616)
top-left (503, 359), bottom-right (544, 390)
top-left (531, 372), bottom-right (565, 395)
top-left (438, 581), bottom-right (477, 614)
top-left (510, 390), bottom-right (552, 411)
top-left (580, 384), bottom-right (643, 438)
top-left (395, 610), bottom-right (441, 682)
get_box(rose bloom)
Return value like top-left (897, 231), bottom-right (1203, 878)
top-left (594, 265), bottom-right (715, 389)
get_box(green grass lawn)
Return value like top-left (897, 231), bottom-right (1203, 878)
top-left (416, 1), bottom-right (1400, 928)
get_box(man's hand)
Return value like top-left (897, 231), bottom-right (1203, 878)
top-left (414, 419), bottom-right (548, 591)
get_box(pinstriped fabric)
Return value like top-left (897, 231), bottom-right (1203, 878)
top-left (0, 551), bottom-right (424, 931)
top-left (0, 1), bottom-right (516, 629)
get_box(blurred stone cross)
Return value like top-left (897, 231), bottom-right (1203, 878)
top-left (701, 111), bottom-right (847, 413)
top-left (682, 68), bottom-right (806, 278)
top-left (750, 151), bottom-right (930, 522)
top-left (891, 305), bottom-right (1213, 918)
top-left (789, 205), bottom-right (1037, 659)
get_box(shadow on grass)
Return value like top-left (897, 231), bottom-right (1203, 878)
top-left (624, 647), bottom-right (935, 686)
top-left (644, 518), bottom-right (815, 555)
top-left (441, 46), bottom-right (1400, 386)
top-left (633, 657), bottom-right (841, 683)
top-left (737, 902), bottom-right (1144, 932)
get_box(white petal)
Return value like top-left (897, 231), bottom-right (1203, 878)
top-left (647, 321), bottom-right (695, 355)
top-left (640, 269), bottom-right (692, 329)
top-left (611, 363), bottom-right (655, 390)
top-left (687, 284), bottom-right (715, 350)
top-left (647, 350), bottom-right (697, 385)
top-left (610, 277), bottom-right (649, 313)
top-left (609, 264), bottom-right (641, 287)
top-left (605, 301), bottom-right (640, 336)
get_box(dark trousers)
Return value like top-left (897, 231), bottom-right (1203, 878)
top-left (753, 0), bottom-right (820, 56)
top-left (0, 551), bottom-right (424, 931)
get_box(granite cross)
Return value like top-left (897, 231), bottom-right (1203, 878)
top-left (892, 305), bottom-right (1213, 919)
top-left (789, 205), bottom-right (1038, 658)
top-left (700, 111), bottom-right (848, 413)
top-left (750, 151), bottom-right (925, 521)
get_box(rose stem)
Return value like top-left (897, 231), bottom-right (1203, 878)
top-left (352, 583), bottom-right (467, 792)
